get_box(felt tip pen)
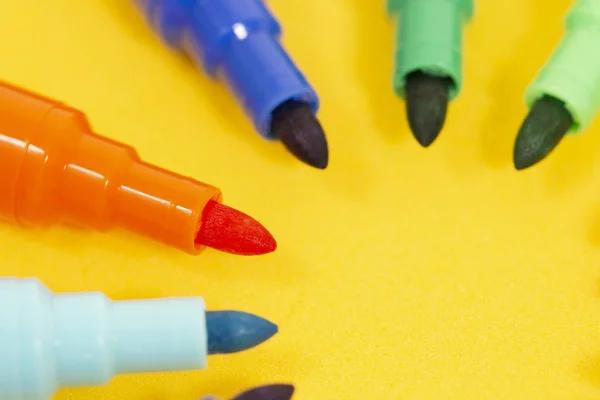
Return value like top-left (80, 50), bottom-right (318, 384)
top-left (199, 384), bottom-right (295, 400)
top-left (133, 0), bottom-right (329, 169)
top-left (387, 0), bottom-right (474, 147)
top-left (0, 80), bottom-right (276, 256)
top-left (0, 277), bottom-right (278, 400)
top-left (513, 0), bottom-right (600, 170)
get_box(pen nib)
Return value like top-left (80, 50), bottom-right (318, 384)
top-left (206, 311), bottom-right (278, 354)
top-left (271, 100), bottom-right (329, 169)
top-left (231, 384), bottom-right (295, 400)
top-left (513, 95), bottom-right (573, 170)
top-left (405, 70), bottom-right (452, 147)
top-left (195, 200), bottom-right (277, 256)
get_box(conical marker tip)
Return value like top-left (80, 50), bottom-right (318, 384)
top-left (271, 100), bottom-right (329, 169)
top-left (196, 200), bottom-right (277, 256)
top-left (513, 95), bottom-right (573, 170)
top-left (206, 310), bottom-right (278, 354)
top-left (405, 70), bottom-right (452, 148)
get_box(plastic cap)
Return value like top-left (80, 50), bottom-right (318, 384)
top-left (0, 81), bottom-right (221, 254)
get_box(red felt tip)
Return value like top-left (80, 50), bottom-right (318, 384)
top-left (195, 200), bottom-right (277, 255)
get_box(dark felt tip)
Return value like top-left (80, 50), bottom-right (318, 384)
top-left (231, 384), bottom-right (295, 400)
top-left (405, 70), bottom-right (452, 147)
top-left (271, 100), bottom-right (329, 169)
top-left (513, 95), bottom-right (573, 170)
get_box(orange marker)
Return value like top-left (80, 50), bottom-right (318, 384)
top-left (0, 80), bottom-right (276, 256)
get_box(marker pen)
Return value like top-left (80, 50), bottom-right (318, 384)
top-left (512, 0), bottom-right (600, 170)
top-left (0, 277), bottom-right (278, 400)
top-left (387, 0), bottom-right (474, 147)
top-left (0, 80), bottom-right (276, 255)
top-left (525, 0), bottom-right (600, 134)
top-left (513, 0), bottom-right (600, 169)
top-left (133, 0), bottom-right (329, 169)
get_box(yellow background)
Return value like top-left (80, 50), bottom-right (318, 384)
top-left (1, 0), bottom-right (599, 399)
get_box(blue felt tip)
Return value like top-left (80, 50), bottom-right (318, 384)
top-left (206, 311), bottom-right (278, 354)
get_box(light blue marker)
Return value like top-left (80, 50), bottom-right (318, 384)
top-left (0, 277), bottom-right (278, 400)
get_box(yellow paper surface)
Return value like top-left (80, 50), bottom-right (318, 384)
top-left (1, 1), bottom-right (600, 399)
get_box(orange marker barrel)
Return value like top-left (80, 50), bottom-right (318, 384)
top-left (0, 81), bottom-right (222, 254)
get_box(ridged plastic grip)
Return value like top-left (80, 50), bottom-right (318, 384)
top-left (0, 80), bottom-right (222, 255)
top-left (387, 0), bottom-right (474, 100)
top-left (525, 0), bottom-right (600, 133)
top-left (135, 0), bottom-right (319, 138)
top-left (0, 278), bottom-right (207, 400)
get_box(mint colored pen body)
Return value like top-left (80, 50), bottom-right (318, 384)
top-left (0, 278), bottom-right (207, 400)
top-left (526, 0), bottom-right (600, 133)
top-left (387, 0), bottom-right (474, 99)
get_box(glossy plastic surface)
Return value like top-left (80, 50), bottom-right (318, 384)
top-left (0, 81), bottom-right (221, 254)
top-left (0, 277), bottom-right (207, 400)
top-left (7, 2), bottom-right (600, 400)
top-left (134, 0), bottom-right (319, 138)
top-left (525, 0), bottom-right (600, 133)
top-left (387, 0), bottom-right (474, 100)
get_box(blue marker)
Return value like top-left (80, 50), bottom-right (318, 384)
top-left (0, 277), bottom-right (278, 400)
top-left (133, 0), bottom-right (329, 169)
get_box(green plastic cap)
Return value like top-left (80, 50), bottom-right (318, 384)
top-left (387, 0), bottom-right (474, 101)
top-left (525, 0), bottom-right (600, 134)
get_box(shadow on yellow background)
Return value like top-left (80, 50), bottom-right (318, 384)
top-left (2, 1), bottom-right (600, 399)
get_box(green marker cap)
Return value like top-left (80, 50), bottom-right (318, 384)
top-left (387, 0), bottom-right (474, 101)
top-left (525, 0), bottom-right (600, 134)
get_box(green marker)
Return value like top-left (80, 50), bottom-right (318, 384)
top-left (514, 0), bottom-right (600, 170)
top-left (387, 0), bottom-right (474, 147)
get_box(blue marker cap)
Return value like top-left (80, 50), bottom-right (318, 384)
top-left (135, 0), bottom-right (319, 139)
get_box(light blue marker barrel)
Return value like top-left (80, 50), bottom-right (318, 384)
top-left (0, 277), bottom-right (207, 400)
